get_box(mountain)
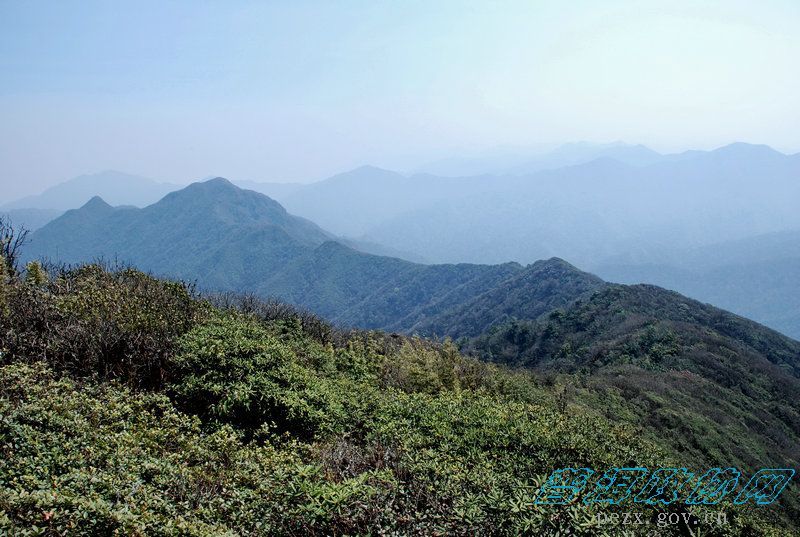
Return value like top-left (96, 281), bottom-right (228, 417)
top-left (12, 175), bottom-right (800, 520)
top-left (361, 143), bottom-right (800, 266)
top-left (280, 166), bottom-right (445, 237)
top-left (281, 166), bottom-right (409, 236)
top-left (415, 141), bottom-right (664, 177)
top-left (0, 208), bottom-right (63, 232)
top-left (596, 229), bottom-right (800, 339)
top-left (351, 143), bottom-right (800, 341)
top-left (510, 141), bottom-right (664, 174)
top-left (256, 241), bottom-right (527, 331)
top-left (465, 283), bottom-right (800, 519)
top-left (24, 179), bottom-right (330, 290)
top-left (1, 170), bottom-right (182, 211)
top-left (276, 143), bottom-right (800, 268)
top-left (406, 257), bottom-right (606, 338)
top-left (281, 165), bottom-right (501, 237)
top-left (23, 179), bottom-right (595, 335)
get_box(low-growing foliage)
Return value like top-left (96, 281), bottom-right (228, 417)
top-left (0, 265), bottom-right (792, 535)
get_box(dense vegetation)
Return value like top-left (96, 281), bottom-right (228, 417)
top-left (0, 259), bottom-right (789, 535)
top-left (407, 257), bottom-right (605, 338)
top-left (466, 284), bottom-right (800, 523)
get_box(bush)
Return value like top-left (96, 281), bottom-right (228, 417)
top-left (169, 315), bottom-right (377, 441)
top-left (0, 264), bottom-right (206, 386)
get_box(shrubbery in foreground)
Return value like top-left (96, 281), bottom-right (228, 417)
top-left (0, 261), bottom-right (788, 535)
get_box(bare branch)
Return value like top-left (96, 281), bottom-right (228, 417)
top-left (0, 215), bottom-right (30, 273)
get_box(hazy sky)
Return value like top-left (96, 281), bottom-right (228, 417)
top-left (1, 0), bottom-right (799, 200)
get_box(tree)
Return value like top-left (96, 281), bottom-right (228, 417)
top-left (25, 261), bottom-right (48, 286)
top-left (0, 216), bottom-right (29, 274)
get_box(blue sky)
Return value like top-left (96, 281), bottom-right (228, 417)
top-left (1, 0), bottom-right (799, 199)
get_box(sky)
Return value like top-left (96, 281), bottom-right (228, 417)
top-left (1, 0), bottom-right (799, 200)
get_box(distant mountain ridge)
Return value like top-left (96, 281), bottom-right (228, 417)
top-left (412, 141), bottom-right (791, 177)
top-left (8, 140), bottom-right (800, 338)
top-left (271, 143), bottom-right (799, 263)
top-left (414, 141), bottom-right (663, 177)
top-left (272, 142), bottom-right (800, 338)
top-left (23, 179), bottom-right (600, 336)
top-left (2, 170), bottom-right (182, 211)
top-left (597, 228), bottom-right (800, 339)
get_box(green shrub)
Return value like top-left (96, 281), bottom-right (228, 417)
top-left (23, 261), bottom-right (48, 287)
top-left (1, 265), bottom-right (206, 386)
top-left (0, 363), bottom-right (393, 536)
top-left (169, 315), bottom-right (377, 440)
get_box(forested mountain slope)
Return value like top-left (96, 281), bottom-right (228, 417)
top-left (597, 229), bottom-right (800, 339)
top-left (465, 283), bottom-right (800, 519)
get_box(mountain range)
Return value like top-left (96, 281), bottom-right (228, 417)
top-left (1, 170), bottom-right (181, 211)
top-left (18, 176), bottom-right (800, 523)
top-left (8, 141), bottom-right (800, 339)
top-left (597, 229), bottom-right (800, 339)
top-left (271, 143), bottom-right (800, 338)
top-left (415, 141), bottom-right (666, 177)
top-left (22, 178), bottom-right (599, 335)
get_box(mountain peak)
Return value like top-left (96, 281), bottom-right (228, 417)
top-left (196, 176), bottom-right (237, 189)
top-left (532, 257), bottom-right (575, 270)
top-left (350, 165), bottom-right (394, 175)
top-left (158, 177), bottom-right (277, 213)
top-left (80, 195), bottom-right (113, 212)
top-left (326, 165), bottom-right (403, 184)
top-left (712, 142), bottom-right (783, 158)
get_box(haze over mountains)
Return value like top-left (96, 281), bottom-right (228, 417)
top-left (5, 2), bottom-right (800, 532)
top-left (21, 178), bottom-right (598, 334)
top-left (0, 171), bottom-right (183, 232)
top-left (7, 141), bottom-right (800, 338)
top-left (277, 142), bottom-right (799, 267)
top-left (415, 141), bottom-right (666, 177)
top-left (596, 229), bottom-right (800, 339)
top-left (2, 170), bottom-right (181, 211)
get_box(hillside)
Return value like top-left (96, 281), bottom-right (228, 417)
top-left (22, 179), bottom-right (598, 336)
top-left (466, 284), bottom-right (800, 518)
top-left (406, 257), bottom-right (606, 338)
top-left (597, 229), bottom-right (800, 339)
top-left (0, 260), bottom-right (788, 535)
